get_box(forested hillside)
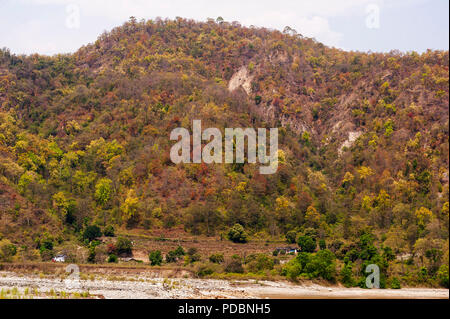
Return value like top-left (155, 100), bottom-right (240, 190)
top-left (0, 17), bottom-right (448, 287)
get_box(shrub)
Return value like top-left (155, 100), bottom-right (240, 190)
top-left (282, 252), bottom-right (310, 279)
top-left (340, 259), bottom-right (355, 287)
top-left (115, 237), bottom-right (132, 255)
top-left (186, 247), bottom-right (201, 264)
top-left (437, 264), bottom-right (449, 288)
top-left (305, 250), bottom-right (336, 281)
top-left (319, 239), bottom-right (326, 250)
top-left (87, 246), bottom-right (96, 263)
top-left (295, 252), bottom-right (311, 269)
top-left (246, 254), bottom-right (274, 273)
top-left (418, 267), bottom-right (428, 282)
top-left (106, 243), bottom-right (116, 255)
top-left (282, 261), bottom-right (302, 281)
top-left (227, 224), bottom-right (248, 243)
top-left (0, 239), bottom-right (17, 262)
top-left (225, 255), bottom-right (244, 273)
top-left (174, 246), bottom-right (185, 256)
top-left (40, 249), bottom-right (54, 261)
top-left (108, 254), bottom-right (118, 263)
top-left (209, 253), bottom-right (224, 264)
top-left (166, 250), bottom-right (178, 263)
top-left (297, 235), bottom-right (316, 253)
top-left (382, 246), bottom-right (395, 261)
top-left (149, 250), bottom-right (163, 266)
top-left (282, 250), bottom-right (337, 282)
top-left (328, 240), bottom-right (343, 253)
top-left (83, 225), bottom-right (102, 242)
top-left (165, 246), bottom-right (186, 263)
top-left (103, 225), bottom-right (115, 237)
top-left (390, 277), bottom-right (401, 289)
top-left (40, 239), bottom-right (53, 252)
top-left (196, 263), bottom-right (215, 277)
top-left (285, 231), bottom-right (297, 244)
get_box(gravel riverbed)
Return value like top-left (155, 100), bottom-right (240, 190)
top-left (0, 271), bottom-right (448, 299)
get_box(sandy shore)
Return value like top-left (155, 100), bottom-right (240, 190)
top-left (0, 271), bottom-right (448, 299)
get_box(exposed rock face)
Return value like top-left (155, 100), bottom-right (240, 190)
top-left (339, 131), bottom-right (363, 155)
top-left (269, 50), bottom-right (289, 64)
top-left (228, 66), bottom-right (253, 95)
top-left (280, 114), bottom-right (314, 135)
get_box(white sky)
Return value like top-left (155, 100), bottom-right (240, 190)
top-left (0, 0), bottom-right (448, 55)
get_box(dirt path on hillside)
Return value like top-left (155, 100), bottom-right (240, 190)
top-left (0, 271), bottom-right (448, 299)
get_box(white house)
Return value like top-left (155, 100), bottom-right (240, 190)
top-left (52, 254), bottom-right (66, 263)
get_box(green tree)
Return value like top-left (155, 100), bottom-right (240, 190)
top-left (83, 225), bottom-right (102, 242)
top-left (305, 249), bottom-right (336, 281)
top-left (227, 224), bottom-right (248, 243)
top-left (285, 231), bottom-right (297, 244)
top-left (108, 254), bottom-right (118, 263)
top-left (297, 235), bottom-right (316, 253)
top-left (149, 250), bottom-right (163, 266)
top-left (340, 258), bottom-right (354, 287)
top-left (246, 254), bottom-right (275, 273)
top-left (437, 264), bottom-right (449, 288)
top-left (103, 225), bottom-right (115, 237)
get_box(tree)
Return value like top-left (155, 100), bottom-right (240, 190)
top-left (305, 206), bottom-right (321, 228)
top-left (227, 224), bottom-right (248, 243)
top-left (340, 258), bottom-right (354, 287)
top-left (357, 232), bottom-right (379, 261)
top-left (121, 189), bottom-right (140, 227)
top-left (297, 235), bottom-right (316, 253)
top-left (83, 225), bottom-right (102, 242)
top-left (0, 239), bottom-right (17, 262)
top-left (437, 264), bottom-right (449, 288)
top-left (104, 225), bottom-right (115, 237)
top-left (116, 237), bottom-right (132, 255)
top-left (52, 191), bottom-right (76, 224)
top-left (87, 246), bottom-right (96, 263)
top-left (415, 207), bottom-right (433, 229)
top-left (285, 231), bottom-right (297, 244)
top-left (305, 249), bottom-right (336, 281)
top-left (149, 250), bottom-right (163, 266)
top-left (319, 239), bottom-right (327, 250)
top-left (246, 254), bottom-right (274, 273)
top-left (166, 250), bottom-right (178, 263)
top-left (174, 246), bottom-right (185, 257)
top-left (95, 178), bottom-right (112, 207)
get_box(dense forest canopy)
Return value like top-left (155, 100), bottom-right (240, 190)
top-left (0, 17), bottom-right (448, 287)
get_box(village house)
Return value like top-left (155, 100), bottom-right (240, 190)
top-left (52, 254), bottom-right (67, 263)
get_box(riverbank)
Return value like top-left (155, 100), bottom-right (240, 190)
top-left (0, 271), bottom-right (448, 299)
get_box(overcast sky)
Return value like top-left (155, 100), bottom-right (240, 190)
top-left (0, 0), bottom-right (448, 55)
